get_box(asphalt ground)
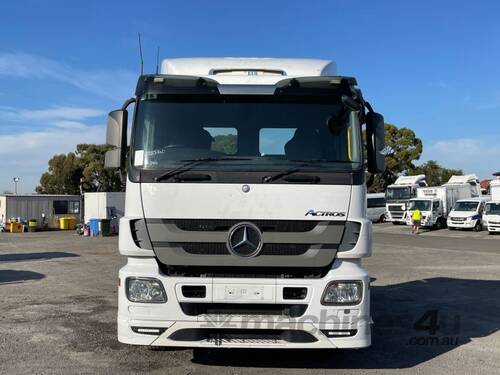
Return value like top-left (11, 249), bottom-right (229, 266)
top-left (0, 224), bottom-right (499, 375)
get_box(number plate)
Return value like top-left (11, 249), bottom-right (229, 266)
top-left (213, 284), bottom-right (274, 302)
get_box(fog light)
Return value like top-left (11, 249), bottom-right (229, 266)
top-left (126, 277), bottom-right (167, 303)
top-left (322, 281), bottom-right (362, 305)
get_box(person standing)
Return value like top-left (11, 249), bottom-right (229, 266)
top-left (411, 208), bottom-right (422, 234)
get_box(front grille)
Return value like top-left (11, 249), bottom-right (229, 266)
top-left (388, 206), bottom-right (404, 212)
top-left (450, 217), bottom-right (466, 222)
top-left (164, 219), bottom-right (321, 232)
top-left (170, 242), bottom-right (312, 256)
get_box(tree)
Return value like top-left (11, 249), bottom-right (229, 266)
top-left (36, 144), bottom-right (123, 194)
top-left (36, 153), bottom-right (82, 194)
top-left (412, 160), bottom-right (463, 186)
top-left (76, 144), bottom-right (123, 192)
top-left (367, 123), bottom-right (423, 192)
top-left (212, 134), bottom-right (237, 154)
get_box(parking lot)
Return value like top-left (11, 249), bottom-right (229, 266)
top-left (0, 224), bottom-right (499, 375)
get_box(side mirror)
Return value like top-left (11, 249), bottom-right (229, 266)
top-left (366, 112), bottom-right (385, 174)
top-left (105, 109), bottom-right (127, 169)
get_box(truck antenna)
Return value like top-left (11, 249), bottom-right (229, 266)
top-left (138, 32), bottom-right (144, 75)
top-left (155, 46), bottom-right (160, 74)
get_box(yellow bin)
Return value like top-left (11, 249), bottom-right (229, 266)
top-left (10, 223), bottom-right (24, 233)
top-left (59, 217), bottom-right (77, 230)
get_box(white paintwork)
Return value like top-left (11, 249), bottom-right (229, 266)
top-left (141, 183), bottom-right (351, 221)
top-left (391, 175), bottom-right (426, 186)
top-left (117, 257), bottom-right (371, 349)
top-left (490, 178), bottom-right (500, 201)
top-left (447, 196), bottom-right (491, 230)
top-left (118, 57), bottom-right (373, 349)
top-left (484, 178), bottom-right (500, 233)
top-left (84, 192), bottom-right (125, 223)
top-left (385, 174), bottom-right (427, 224)
top-left (406, 184), bottom-right (472, 227)
top-left (446, 174), bottom-right (481, 197)
top-left (161, 57), bottom-right (337, 85)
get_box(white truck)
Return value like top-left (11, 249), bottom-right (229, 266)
top-left (484, 177), bottom-right (500, 234)
top-left (447, 196), bottom-right (491, 232)
top-left (406, 182), bottom-right (472, 229)
top-left (104, 58), bottom-right (385, 349)
top-left (385, 175), bottom-right (427, 224)
top-left (445, 174), bottom-right (481, 197)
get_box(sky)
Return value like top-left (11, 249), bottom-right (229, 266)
top-left (1, 0), bottom-right (499, 193)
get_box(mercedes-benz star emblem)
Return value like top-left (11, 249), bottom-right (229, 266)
top-left (226, 222), bottom-right (263, 257)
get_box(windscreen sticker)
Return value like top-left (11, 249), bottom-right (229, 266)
top-left (134, 150), bottom-right (144, 166)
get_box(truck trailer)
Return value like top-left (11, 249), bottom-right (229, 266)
top-left (406, 182), bottom-right (472, 229)
top-left (104, 57), bottom-right (385, 349)
top-left (385, 175), bottom-right (427, 224)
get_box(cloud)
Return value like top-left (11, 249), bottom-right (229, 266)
top-left (422, 137), bottom-right (500, 179)
top-left (0, 125), bottom-right (106, 193)
top-left (0, 105), bottom-right (105, 124)
top-left (0, 52), bottom-right (136, 99)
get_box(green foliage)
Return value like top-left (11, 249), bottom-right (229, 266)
top-left (384, 123), bottom-right (423, 175)
top-left (412, 160), bottom-right (463, 186)
top-left (212, 134), bottom-right (237, 154)
top-left (367, 123), bottom-right (423, 192)
top-left (36, 144), bottom-right (123, 194)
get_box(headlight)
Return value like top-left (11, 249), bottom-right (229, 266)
top-left (126, 277), bottom-right (167, 303)
top-left (321, 281), bottom-right (363, 305)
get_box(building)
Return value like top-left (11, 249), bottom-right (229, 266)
top-left (0, 194), bottom-right (82, 228)
top-left (83, 192), bottom-right (125, 228)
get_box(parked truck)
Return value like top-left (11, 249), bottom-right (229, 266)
top-left (445, 174), bottom-right (481, 197)
top-left (104, 58), bottom-right (385, 349)
top-left (406, 181), bottom-right (472, 229)
top-left (484, 177), bottom-right (500, 234)
top-left (385, 175), bottom-right (427, 224)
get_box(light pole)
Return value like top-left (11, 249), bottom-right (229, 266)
top-left (13, 177), bottom-right (20, 195)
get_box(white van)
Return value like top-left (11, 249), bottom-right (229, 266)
top-left (367, 193), bottom-right (386, 223)
top-left (447, 196), bottom-right (490, 231)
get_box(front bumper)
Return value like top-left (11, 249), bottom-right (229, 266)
top-left (117, 257), bottom-right (372, 349)
top-left (447, 219), bottom-right (476, 229)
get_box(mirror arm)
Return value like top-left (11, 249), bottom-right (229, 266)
top-left (121, 97), bottom-right (136, 110)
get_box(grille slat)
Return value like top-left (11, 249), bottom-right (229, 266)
top-left (160, 242), bottom-right (312, 256)
top-left (164, 219), bottom-right (321, 232)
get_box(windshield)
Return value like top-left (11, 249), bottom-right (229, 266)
top-left (408, 200), bottom-right (431, 211)
top-left (485, 203), bottom-right (500, 215)
top-left (386, 186), bottom-right (411, 200)
top-left (132, 94), bottom-right (362, 172)
top-left (453, 201), bottom-right (479, 212)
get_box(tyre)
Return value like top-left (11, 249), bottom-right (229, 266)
top-left (379, 214), bottom-right (386, 223)
top-left (473, 221), bottom-right (482, 232)
top-left (435, 218), bottom-right (445, 230)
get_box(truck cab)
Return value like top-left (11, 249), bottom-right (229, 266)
top-left (447, 197), bottom-right (490, 232)
top-left (484, 178), bottom-right (500, 234)
top-left (406, 197), bottom-right (443, 228)
top-left (385, 175), bottom-right (427, 224)
top-left (105, 58), bottom-right (385, 349)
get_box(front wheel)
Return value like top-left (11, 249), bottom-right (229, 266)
top-left (435, 218), bottom-right (445, 230)
top-left (379, 214), bottom-right (386, 223)
top-left (473, 221), bottom-right (482, 232)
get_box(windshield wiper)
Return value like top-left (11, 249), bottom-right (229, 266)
top-left (154, 157), bottom-right (252, 182)
top-left (263, 165), bottom-right (320, 183)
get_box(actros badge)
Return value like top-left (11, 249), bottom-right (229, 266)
top-left (305, 209), bottom-right (346, 217)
